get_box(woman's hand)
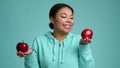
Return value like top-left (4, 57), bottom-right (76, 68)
top-left (16, 48), bottom-right (33, 57)
top-left (80, 37), bottom-right (92, 45)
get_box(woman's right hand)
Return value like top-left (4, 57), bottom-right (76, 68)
top-left (16, 48), bottom-right (33, 57)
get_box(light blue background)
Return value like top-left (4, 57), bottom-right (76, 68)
top-left (0, 0), bottom-right (120, 68)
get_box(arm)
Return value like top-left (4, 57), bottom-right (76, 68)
top-left (79, 38), bottom-right (95, 68)
top-left (24, 39), bottom-right (40, 68)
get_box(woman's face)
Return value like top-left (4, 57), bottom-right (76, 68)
top-left (51, 7), bottom-right (74, 34)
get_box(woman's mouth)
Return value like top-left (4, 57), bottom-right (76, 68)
top-left (63, 24), bottom-right (72, 29)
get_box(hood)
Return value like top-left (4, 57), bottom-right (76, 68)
top-left (44, 31), bottom-right (74, 40)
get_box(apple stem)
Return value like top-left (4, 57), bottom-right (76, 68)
top-left (23, 40), bottom-right (24, 42)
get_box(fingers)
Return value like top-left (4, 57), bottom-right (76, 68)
top-left (16, 48), bottom-right (33, 57)
top-left (16, 51), bottom-right (27, 57)
top-left (80, 37), bottom-right (92, 45)
top-left (86, 37), bottom-right (91, 43)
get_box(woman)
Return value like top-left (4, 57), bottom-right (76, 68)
top-left (17, 3), bottom-right (95, 68)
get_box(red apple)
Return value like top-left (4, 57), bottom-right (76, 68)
top-left (81, 28), bottom-right (93, 39)
top-left (16, 41), bottom-right (29, 52)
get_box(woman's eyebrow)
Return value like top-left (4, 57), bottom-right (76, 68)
top-left (60, 13), bottom-right (73, 16)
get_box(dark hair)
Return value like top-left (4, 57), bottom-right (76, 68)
top-left (49, 3), bottom-right (74, 29)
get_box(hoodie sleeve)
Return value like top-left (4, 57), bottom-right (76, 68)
top-left (76, 34), bottom-right (95, 68)
top-left (24, 39), bottom-right (40, 68)
top-left (79, 44), bottom-right (95, 68)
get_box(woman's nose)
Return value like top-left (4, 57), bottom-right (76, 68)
top-left (67, 18), bottom-right (72, 23)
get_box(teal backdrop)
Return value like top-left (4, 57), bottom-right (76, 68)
top-left (0, 0), bottom-right (120, 68)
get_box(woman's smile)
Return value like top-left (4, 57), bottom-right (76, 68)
top-left (62, 24), bottom-right (72, 30)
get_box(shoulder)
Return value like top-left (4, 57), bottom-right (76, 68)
top-left (36, 35), bottom-right (46, 40)
top-left (69, 33), bottom-right (81, 40)
top-left (67, 33), bottom-right (81, 44)
top-left (32, 34), bottom-right (48, 48)
top-left (34, 35), bottom-right (47, 43)
top-left (34, 31), bottom-right (52, 42)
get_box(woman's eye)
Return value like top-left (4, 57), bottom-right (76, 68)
top-left (71, 17), bottom-right (74, 19)
top-left (61, 16), bottom-right (66, 18)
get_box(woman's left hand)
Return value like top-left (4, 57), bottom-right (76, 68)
top-left (80, 37), bottom-right (92, 45)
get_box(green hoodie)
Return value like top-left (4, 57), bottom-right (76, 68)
top-left (24, 31), bottom-right (95, 68)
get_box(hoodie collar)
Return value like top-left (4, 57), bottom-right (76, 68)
top-left (44, 31), bottom-right (74, 41)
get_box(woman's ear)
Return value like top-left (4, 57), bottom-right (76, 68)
top-left (50, 16), bottom-right (54, 24)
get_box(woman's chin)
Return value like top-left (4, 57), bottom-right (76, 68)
top-left (63, 29), bottom-right (71, 34)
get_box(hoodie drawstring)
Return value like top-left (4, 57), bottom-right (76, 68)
top-left (60, 42), bottom-right (64, 64)
top-left (51, 41), bottom-right (65, 64)
top-left (52, 45), bottom-right (56, 61)
top-left (52, 39), bottom-right (56, 61)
